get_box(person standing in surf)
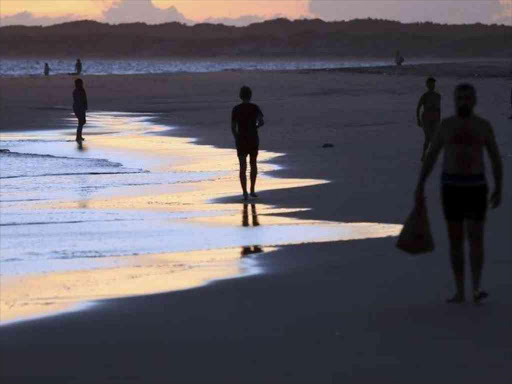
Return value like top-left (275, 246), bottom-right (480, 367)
top-left (417, 77), bottom-right (441, 161)
top-left (74, 59), bottom-right (82, 75)
top-left (73, 78), bottom-right (88, 142)
top-left (231, 86), bottom-right (265, 200)
top-left (415, 83), bottom-right (503, 304)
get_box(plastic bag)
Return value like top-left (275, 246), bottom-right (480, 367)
top-left (396, 201), bottom-right (435, 254)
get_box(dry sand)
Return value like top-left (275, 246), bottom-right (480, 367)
top-left (0, 62), bottom-right (511, 383)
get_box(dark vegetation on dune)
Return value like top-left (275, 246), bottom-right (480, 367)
top-left (1, 18), bottom-right (511, 58)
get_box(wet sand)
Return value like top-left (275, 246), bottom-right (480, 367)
top-left (1, 62), bottom-right (511, 383)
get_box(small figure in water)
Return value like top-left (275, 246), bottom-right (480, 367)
top-left (44, 63), bottom-right (50, 76)
top-left (395, 50), bottom-right (405, 66)
top-left (416, 77), bottom-right (441, 161)
top-left (415, 83), bottom-right (503, 304)
top-left (73, 78), bottom-right (88, 142)
top-left (231, 86), bottom-right (265, 200)
top-left (75, 59), bottom-right (82, 75)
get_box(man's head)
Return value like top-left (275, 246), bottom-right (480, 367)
top-left (426, 77), bottom-right (436, 91)
top-left (239, 86), bottom-right (252, 102)
top-left (75, 78), bottom-right (84, 88)
top-left (454, 83), bottom-right (476, 119)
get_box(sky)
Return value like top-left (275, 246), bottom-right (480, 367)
top-left (1, 0), bottom-right (511, 26)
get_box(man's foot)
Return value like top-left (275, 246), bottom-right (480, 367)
top-left (80, 137), bottom-right (85, 141)
top-left (243, 192), bottom-right (249, 201)
top-left (250, 192), bottom-right (258, 198)
top-left (75, 137), bottom-right (82, 142)
top-left (446, 293), bottom-right (465, 304)
top-left (473, 290), bottom-right (489, 304)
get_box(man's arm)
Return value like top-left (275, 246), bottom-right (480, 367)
top-left (256, 111), bottom-right (265, 128)
top-left (416, 95), bottom-right (424, 127)
top-left (83, 90), bottom-right (88, 111)
top-left (484, 124), bottom-right (503, 208)
top-left (231, 121), bottom-right (238, 140)
top-left (416, 126), bottom-right (444, 200)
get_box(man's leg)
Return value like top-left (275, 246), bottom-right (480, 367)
top-left (467, 219), bottom-right (488, 302)
top-left (76, 123), bottom-right (83, 141)
top-left (238, 155), bottom-right (248, 200)
top-left (446, 220), bottom-right (465, 302)
top-left (421, 128), bottom-right (430, 161)
top-left (249, 152), bottom-right (258, 197)
top-left (421, 123), bottom-right (434, 161)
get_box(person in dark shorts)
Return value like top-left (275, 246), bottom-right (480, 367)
top-left (416, 77), bottom-right (441, 161)
top-left (231, 86), bottom-right (265, 200)
top-left (73, 78), bottom-right (88, 142)
top-left (416, 83), bottom-right (503, 304)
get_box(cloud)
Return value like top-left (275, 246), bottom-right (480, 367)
top-left (103, 0), bottom-right (190, 24)
top-left (0, 11), bottom-right (78, 27)
top-left (202, 15), bottom-right (267, 27)
top-left (308, 0), bottom-right (511, 25)
top-left (201, 13), bottom-right (305, 27)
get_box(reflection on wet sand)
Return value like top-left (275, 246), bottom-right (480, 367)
top-left (242, 203), bottom-right (260, 227)
top-left (241, 204), bottom-right (264, 257)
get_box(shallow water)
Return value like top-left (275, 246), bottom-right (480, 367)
top-left (0, 57), bottom-right (463, 77)
top-left (0, 112), bottom-right (401, 322)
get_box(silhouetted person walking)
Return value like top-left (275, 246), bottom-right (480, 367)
top-left (416, 83), bottom-right (503, 304)
top-left (44, 63), bottom-right (50, 76)
top-left (75, 59), bottom-right (82, 75)
top-left (73, 78), bottom-right (88, 142)
top-left (417, 77), bottom-right (441, 161)
top-left (232, 86), bottom-right (264, 200)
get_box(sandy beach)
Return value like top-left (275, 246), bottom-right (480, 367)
top-left (0, 61), bottom-right (511, 383)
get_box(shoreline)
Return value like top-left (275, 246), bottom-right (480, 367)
top-left (0, 58), bottom-right (510, 80)
top-left (0, 112), bottom-right (401, 324)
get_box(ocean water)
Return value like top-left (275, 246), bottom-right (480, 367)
top-left (0, 112), bottom-right (401, 279)
top-left (0, 57), bottom-right (440, 77)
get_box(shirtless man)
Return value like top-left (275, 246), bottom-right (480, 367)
top-left (73, 78), bottom-right (88, 142)
top-left (231, 86), bottom-right (265, 200)
top-left (416, 83), bottom-right (503, 304)
top-left (417, 77), bottom-right (441, 161)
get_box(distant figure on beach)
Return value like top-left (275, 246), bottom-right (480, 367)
top-left (44, 63), bottom-right (50, 76)
top-left (415, 83), bottom-right (503, 304)
top-left (232, 85), bottom-right (265, 200)
top-left (74, 59), bottom-right (82, 75)
top-left (395, 50), bottom-right (404, 66)
top-left (73, 78), bottom-right (88, 142)
top-left (416, 77), bottom-right (441, 161)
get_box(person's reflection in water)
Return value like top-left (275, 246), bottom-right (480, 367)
top-left (241, 246), bottom-right (263, 258)
top-left (242, 203), bottom-right (260, 227)
top-left (77, 140), bottom-right (85, 151)
top-left (241, 203), bottom-right (263, 257)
